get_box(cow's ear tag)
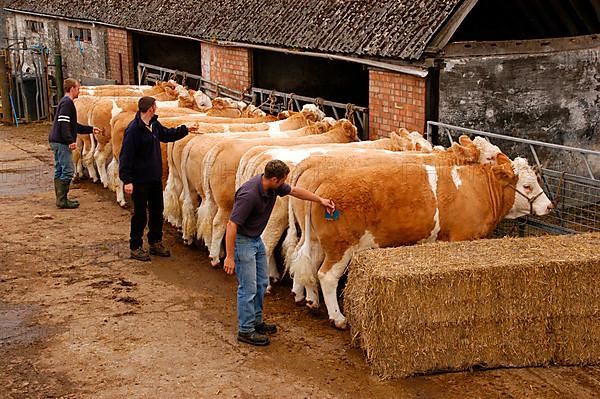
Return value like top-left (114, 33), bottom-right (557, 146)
top-left (325, 209), bottom-right (340, 221)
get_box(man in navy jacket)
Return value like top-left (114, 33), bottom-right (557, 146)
top-left (119, 96), bottom-right (197, 261)
top-left (48, 78), bottom-right (100, 208)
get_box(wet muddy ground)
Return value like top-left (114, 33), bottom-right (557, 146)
top-left (1, 122), bottom-right (599, 398)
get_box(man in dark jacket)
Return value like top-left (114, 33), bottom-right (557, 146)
top-left (48, 78), bottom-right (100, 209)
top-left (119, 96), bottom-right (197, 261)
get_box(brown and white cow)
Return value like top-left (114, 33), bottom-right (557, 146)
top-left (176, 105), bottom-right (328, 241)
top-left (289, 153), bottom-right (553, 329)
top-left (162, 114), bottom-right (282, 228)
top-left (232, 130), bottom-right (435, 285)
top-left (202, 119), bottom-right (359, 266)
top-left (179, 119), bottom-right (334, 245)
top-left (284, 136), bottom-right (505, 309)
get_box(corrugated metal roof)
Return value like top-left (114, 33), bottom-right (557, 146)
top-left (5, 0), bottom-right (463, 60)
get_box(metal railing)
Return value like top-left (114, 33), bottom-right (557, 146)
top-left (250, 88), bottom-right (369, 140)
top-left (137, 62), bottom-right (247, 101)
top-left (426, 121), bottom-right (600, 237)
top-left (136, 63), bottom-right (369, 140)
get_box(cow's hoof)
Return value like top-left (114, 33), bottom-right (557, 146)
top-left (118, 201), bottom-right (127, 208)
top-left (270, 275), bottom-right (281, 284)
top-left (210, 259), bottom-right (220, 268)
top-left (306, 300), bottom-right (319, 310)
top-left (266, 285), bottom-right (272, 295)
top-left (330, 318), bottom-right (348, 330)
top-left (102, 182), bottom-right (109, 189)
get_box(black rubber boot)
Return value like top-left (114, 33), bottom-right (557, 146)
top-left (53, 178), bottom-right (62, 208)
top-left (56, 180), bottom-right (79, 209)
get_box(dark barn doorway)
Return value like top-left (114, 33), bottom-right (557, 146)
top-left (132, 33), bottom-right (202, 81)
top-left (252, 50), bottom-right (369, 107)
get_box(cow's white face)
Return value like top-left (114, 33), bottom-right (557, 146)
top-left (408, 131), bottom-right (433, 152)
top-left (473, 136), bottom-right (501, 164)
top-left (194, 90), bottom-right (212, 109)
top-left (301, 104), bottom-right (326, 121)
top-left (505, 157), bottom-right (554, 219)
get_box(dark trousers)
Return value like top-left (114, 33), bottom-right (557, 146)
top-left (130, 181), bottom-right (164, 250)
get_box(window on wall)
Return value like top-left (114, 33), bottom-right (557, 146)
top-left (68, 27), bottom-right (92, 43)
top-left (26, 20), bottom-right (44, 33)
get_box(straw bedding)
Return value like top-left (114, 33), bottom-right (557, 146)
top-left (345, 233), bottom-right (600, 379)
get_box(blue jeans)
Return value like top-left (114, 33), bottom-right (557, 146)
top-left (235, 234), bottom-right (268, 333)
top-left (50, 142), bottom-right (74, 182)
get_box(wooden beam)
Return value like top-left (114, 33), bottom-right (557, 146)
top-left (425, 0), bottom-right (480, 54)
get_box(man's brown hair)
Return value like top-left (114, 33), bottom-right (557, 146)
top-left (138, 96), bottom-right (157, 113)
top-left (64, 78), bottom-right (79, 93)
top-left (264, 160), bottom-right (290, 180)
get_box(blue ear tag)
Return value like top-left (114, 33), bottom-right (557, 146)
top-left (325, 209), bottom-right (340, 221)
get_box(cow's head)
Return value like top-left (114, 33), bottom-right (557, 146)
top-left (494, 155), bottom-right (554, 218)
top-left (301, 104), bottom-right (326, 122)
top-left (241, 104), bottom-right (267, 118)
top-left (189, 90), bottom-right (212, 111)
top-left (394, 128), bottom-right (433, 152)
top-left (336, 119), bottom-right (359, 141)
top-left (473, 136), bottom-right (502, 164)
top-left (449, 140), bottom-right (480, 164)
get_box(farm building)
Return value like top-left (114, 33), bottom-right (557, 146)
top-left (2, 0), bottom-right (598, 145)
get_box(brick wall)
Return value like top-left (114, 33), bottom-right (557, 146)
top-left (369, 69), bottom-right (426, 140)
top-left (106, 28), bottom-right (134, 84)
top-left (201, 42), bottom-right (252, 92)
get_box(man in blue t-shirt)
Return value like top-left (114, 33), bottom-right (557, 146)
top-left (224, 160), bottom-right (335, 346)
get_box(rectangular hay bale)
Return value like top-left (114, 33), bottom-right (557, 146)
top-left (345, 233), bottom-right (600, 379)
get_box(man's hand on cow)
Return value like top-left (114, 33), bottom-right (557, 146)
top-left (223, 255), bottom-right (235, 275)
top-left (92, 127), bottom-right (102, 135)
top-left (124, 183), bottom-right (133, 195)
top-left (320, 198), bottom-right (336, 214)
top-left (68, 143), bottom-right (77, 150)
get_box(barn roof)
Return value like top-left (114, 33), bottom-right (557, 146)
top-left (5, 0), bottom-right (464, 60)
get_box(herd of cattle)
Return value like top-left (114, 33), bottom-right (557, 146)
top-left (73, 81), bottom-right (554, 329)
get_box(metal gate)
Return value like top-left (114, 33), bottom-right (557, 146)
top-left (137, 62), bottom-right (248, 101)
top-left (426, 122), bottom-right (600, 237)
top-left (1, 39), bottom-right (52, 124)
top-left (251, 88), bottom-right (369, 140)
top-left (136, 63), bottom-right (369, 140)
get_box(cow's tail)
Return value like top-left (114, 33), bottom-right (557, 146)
top-left (163, 142), bottom-right (180, 227)
top-left (283, 196), bottom-right (300, 274)
top-left (180, 142), bottom-right (198, 243)
top-left (288, 200), bottom-right (318, 286)
top-left (235, 150), bottom-right (252, 191)
top-left (196, 145), bottom-right (220, 246)
top-left (106, 157), bottom-right (116, 191)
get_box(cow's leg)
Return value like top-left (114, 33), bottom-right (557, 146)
top-left (83, 138), bottom-right (98, 183)
top-left (291, 277), bottom-right (306, 304)
top-left (318, 251), bottom-right (352, 330)
top-left (72, 138), bottom-right (83, 179)
top-left (116, 178), bottom-right (126, 207)
top-left (209, 207), bottom-right (228, 266)
top-left (94, 142), bottom-right (112, 188)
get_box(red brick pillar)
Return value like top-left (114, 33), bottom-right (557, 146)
top-left (369, 69), bottom-right (426, 140)
top-left (200, 42), bottom-right (252, 92)
top-left (106, 28), bottom-right (134, 84)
